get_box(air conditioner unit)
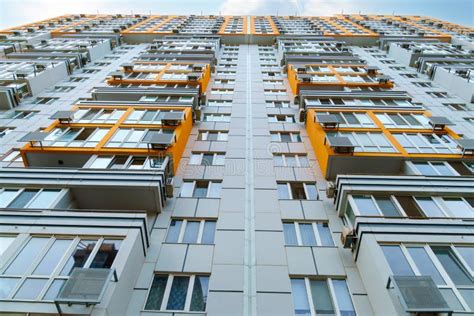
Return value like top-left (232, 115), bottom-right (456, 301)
top-left (299, 109), bottom-right (306, 123)
top-left (166, 177), bottom-right (174, 197)
top-left (341, 227), bottom-right (356, 249)
top-left (326, 181), bottom-right (335, 198)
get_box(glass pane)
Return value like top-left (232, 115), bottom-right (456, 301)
top-left (27, 189), bottom-right (61, 209)
top-left (14, 278), bottom-right (48, 300)
top-left (180, 182), bottom-right (194, 197)
top-left (8, 189), bottom-right (39, 208)
top-left (60, 239), bottom-right (97, 276)
top-left (352, 195), bottom-right (379, 216)
top-left (317, 223), bottom-right (334, 247)
top-left (432, 162), bottom-right (455, 176)
top-left (201, 154), bottom-right (213, 166)
top-left (291, 183), bottom-right (306, 200)
top-left (166, 276), bottom-right (190, 310)
top-left (145, 275), bottom-right (168, 310)
top-left (166, 220), bottom-right (182, 243)
top-left (0, 236), bottom-right (16, 256)
top-left (208, 182), bottom-right (222, 198)
top-left (305, 184), bottom-right (318, 200)
top-left (90, 239), bottom-right (121, 268)
top-left (33, 239), bottom-right (72, 275)
top-left (374, 197), bottom-right (400, 217)
top-left (189, 154), bottom-right (201, 165)
top-left (0, 277), bottom-right (20, 299)
top-left (299, 224), bottom-right (317, 246)
top-left (413, 162), bottom-right (437, 176)
top-left (193, 182), bottom-right (208, 198)
top-left (201, 221), bottom-right (216, 244)
top-left (190, 276), bottom-right (209, 311)
top-left (310, 280), bottom-right (335, 315)
top-left (439, 288), bottom-right (465, 311)
top-left (90, 156), bottom-right (113, 169)
top-left (332, 279), bottom-right (356, 316)
top-left (456, 247), bottom-right (474, 271)
top-left (459, 289), bottom-right (474, 310)
top-left (415, 197), bottom-right (445, 217)
top-left (381, 245), bottom-right (414, 276)
top-left (277, 183), bottom-right (290, 199)
top-left (5, 237), bottom-right (49, 275)
top-left (0, 189), bottom-right (19, 207)
top-left (442, 198), bottom-right (473, 218)
top-left (291, 278), bottom-right (311, 315)
top-left (283, 223), bottom-right (298, 246)
top-left (183, 221), bottom-right (200, 243)
top-left (432, 246), bottom-right (473, 286)
top-left (273, 155), bottom-right (284, 166)
top-left (43, 279), bottom-right (65, 301)
top-left (406, 247), bottom-right (445, 285)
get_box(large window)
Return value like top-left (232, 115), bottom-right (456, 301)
top-left (326, 131), bottom-right (396, 153)
top-left (73, 108), bottom-right (125, 124)
top-left (105, 128), bottom-right (174, 148)
top-left (189, 152), bottom-right (225, 166)
top-left (273, 154), bottom-right (310, 167)
top-left (291, 278), bottom-right (356, 316)
top-left (145, 274), bottom-right (209, 312)
top-left (0, 188), bottom-right (63, 209)
top-left (0, 236), bottom-right (121, 301)
top-left (411, 161), bottom-right (458, 176)
top-left (283, 222), bottom-right (334, 246)
top-left (271, 132), bottom-right (302, 143)
top-left (87, 155), bottom-right (165, 170)
top-left (376, 113), bottom-right (430, 128)
top-left (125, 109), bottom-right (183, 125)
top-left (393, 133), bottom-right (460, 154)
top-left (180, 181), bottom-right (222, 198)
top-left (345, 194), bottom-right (474, 224)
top-left (202, 114), bottom-right (231, 122)
top-left (382, 244), bottom-right (474, 312)
top-left (43, 128), bottom-right (108, 148)
top-left (165, 219), bottom-right (216, 244)
top-left (277, 182), bottom-right (318, 200)
top-left (197, 131), bottom-right (228, 141)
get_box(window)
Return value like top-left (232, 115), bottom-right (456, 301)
top-left (189, 152), bottom-right (225, 166)
top-left (202, 114), bottom-right (231, 122)
top-left (273, 154), bottom-right (309, 167)
top-left (427, 91), bottom-right (449, 98)
top-left (125, 109), bottom-right (183, 124)
top-left (180, 181), bottom-right (222, 198)
top-left (0, 235), bottom-right (16, 256)
top-left (350, 195), bottom-right (402, 218)
top-left (207, 100), bottom-right (232, 107)
top-left (197, 131), bottom-right (228, 141)
top-left (145, 274), bottom-right (209, 312)
top-left (327, 131), bottom-right (396, 153)
top-left (1, 150), bottom-right (21, 163)
top-left (382, 244), bottom-right (474, 312)
top-left (411, 161), bottom-right (457, 176)
top-left (43, 127), bottom-right (109, 148)
top-left (268, 114), bottom-right (295, 123)
top-left (0, 111), bottom-right (36, 119)
top-left (412, 81), bottom-right (432, 88)
top-left (73, 108), bottom-right (126, 124)
top-left (266, 101), bottom-right (290, 108)
top-left (441, 198), bottom-right (473, 218)
top-left (165, 219), bottom-right (216, 244)
top-left (0, 127), bottom-right (13, 138)
top-left (290, 278), bottom-right (356, 316)
top-left (0, 236), bottom-right (121, 301)
top-left (32, 97), bottom-right (58, 105)
top-left (105, 128), bottom-right (173, 148)
top-left (444, 103), bottom-right (467, 111)
top-left (88, 155), bottom-right (164, 170)
top-left (271, 132), bottom-right (302, 143)
top-left (52, 86), bottom-right (74, 92)
top-left (283, 222), bottom-right (334, 246)
top-left (277, 182), bottom-right (318, 200)
top-left (393, 133), bottom-right (459, 154)
top-left (0, 188), bottom-right (62, 209)
top-left (375, 113), bottom-right (430, 128)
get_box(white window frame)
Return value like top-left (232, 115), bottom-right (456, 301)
top-left (278, 182), bottom-right (318, 200)
top-left (273, 154), bottom-right (309, 167)
top-left (189, 152), bottom-right (225, 166)
top-left (180, 180), bottom-right (222, 198)
top-left (165, 219), bottom-right (216, 244)
top-left (284, 222), bottom-right (334, 246)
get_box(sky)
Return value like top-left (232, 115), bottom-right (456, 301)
top-left (0, 0), bottom-right (472, 29)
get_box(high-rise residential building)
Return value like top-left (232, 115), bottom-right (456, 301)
top-left (0, 13), bottom-right (472, 316)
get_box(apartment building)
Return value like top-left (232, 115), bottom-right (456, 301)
top-left (0, 14), bottom-right (472, 316)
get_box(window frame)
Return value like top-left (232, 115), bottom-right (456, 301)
top-left (165, 219), bottom-right (216, 244)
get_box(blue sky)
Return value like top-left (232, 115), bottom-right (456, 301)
top-left (0, 0), bottom-right (472, 29)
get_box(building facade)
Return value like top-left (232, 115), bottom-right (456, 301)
top-left (0, 14), bottom-right (473, 316)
